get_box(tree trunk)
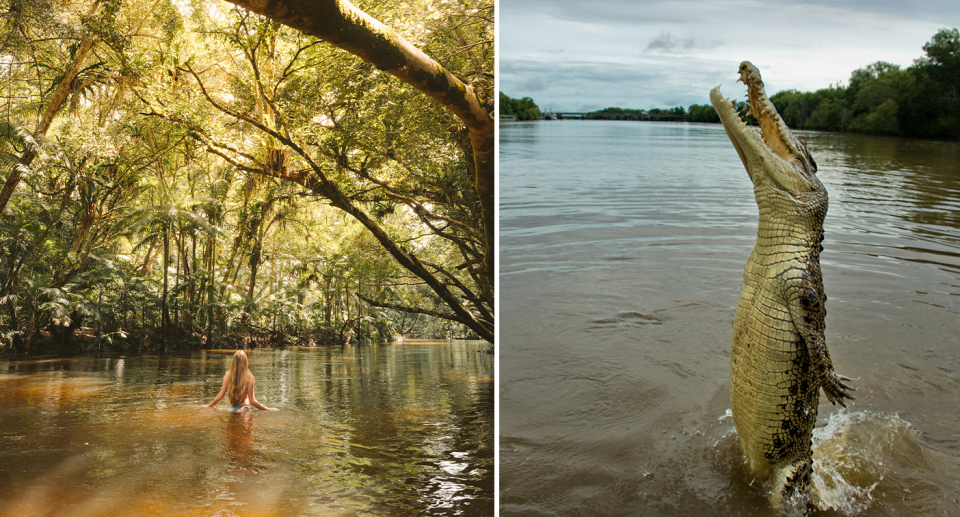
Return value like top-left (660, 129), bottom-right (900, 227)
top-left (139, 237), bottom-right (162, 276)
top-left (187, 233), bottom-right (196, 328)
top-left (247, 240), bottom-right (261, 301)
top-left (0, 38), bottom-right (97, 214)
top-left (161, 228), bottom-right (170, 348)
top-left (174, 232), bottom-right (182, 340)
top-left (206, 234), bottom-right (216, 347)
top-left (323, 275), bottom-right (332, 326)
top-left (6, 300), bottom-right (16, 330)
top-left (22, 303), bottom-right (37, 353)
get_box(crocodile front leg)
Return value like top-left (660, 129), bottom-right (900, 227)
top-left (782, 265), bottom-right (855, 406)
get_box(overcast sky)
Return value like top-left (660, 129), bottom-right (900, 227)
top-left (498, 0), bottom-right (960, 112)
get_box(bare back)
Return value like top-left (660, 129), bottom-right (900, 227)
top-left (227, 372), bottom-right (255, 406)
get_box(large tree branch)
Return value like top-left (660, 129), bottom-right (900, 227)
top-left (357, 293), bottom-right (457, 322)
top-left (350, 164), bottom-right (480, 239)
top-left (419, 259), bottom-right (492, 324)
top-left (225, 0), bottom-right (489, 128)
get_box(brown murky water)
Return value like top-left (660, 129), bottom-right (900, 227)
top-left (500, 120), bottom-right (960, 516)
top-left (0, 341), bottom-right (493, 516)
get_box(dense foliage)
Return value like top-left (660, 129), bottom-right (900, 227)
top-left (586, 105), bottom-right (734, 123)
top-left (584, 107), bottom-right (649, 120)
top-left (769, 28), bottom-right (960, 138)
top-left (499, 92), bottom-right (541, 121)
top-left (686, 104), bottom-right (721, 123)
top-left (0, 0), bottom-right (493, 354)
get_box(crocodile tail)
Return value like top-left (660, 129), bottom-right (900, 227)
top-left (770, 459), bottom-right (812, 512)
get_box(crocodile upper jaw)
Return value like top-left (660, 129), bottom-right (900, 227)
top-left (710, 61), bottom-right (819, 195)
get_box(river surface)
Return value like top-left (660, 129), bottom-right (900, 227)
top-left (0, 341), bottom-right (493, 516)
top-left (499, 120), bottom-right (960, 516)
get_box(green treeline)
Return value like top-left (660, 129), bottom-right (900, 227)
top-left (765, 29), bottom-right (959, 138)
top-left (499, 92), bottom-right (542, 121)
top-left (584, 107), bottom-right (690, 120)
top-left (584, 107), bottom-right (647, 120)
top-left (685, 101), bottom-right (754, 124)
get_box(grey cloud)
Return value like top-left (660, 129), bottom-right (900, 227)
top-left (502, 58), bottom-right (660, 86)
top-left (501, 0), bottom-right (733, 27)
top-left (645, 32), bottom-right (720, 54)
top-left (500, 56), bottom-right (738, 111)
top-left (517, 77), bottom-right (552, 92)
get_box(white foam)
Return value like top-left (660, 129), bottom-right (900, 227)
top-left (810, 410), bottom-right (916, 515)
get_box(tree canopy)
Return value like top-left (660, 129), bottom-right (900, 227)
top-left (0, 0), bottom-right (494, 354)
top-left (769, 28), bottom-right (960, 138)
top-left (499, 92), bottom-right (541, 121)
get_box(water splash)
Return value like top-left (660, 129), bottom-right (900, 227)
top-left (811, 410), bottom-right (918, 515)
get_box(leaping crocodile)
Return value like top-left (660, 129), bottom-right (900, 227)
top-left (710, 62), bottom-right (855, 510)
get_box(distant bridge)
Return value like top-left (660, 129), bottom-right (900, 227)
top-left (542, 112), bottom-right (587, 120)
top-left (542, 111), bottom-right (684, 121)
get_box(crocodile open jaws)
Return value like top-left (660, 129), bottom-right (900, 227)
top-left (710, 61), bottom-right (855, 511)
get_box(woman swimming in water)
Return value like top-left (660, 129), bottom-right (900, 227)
top-left (204, 350), bottom-right (278, 412)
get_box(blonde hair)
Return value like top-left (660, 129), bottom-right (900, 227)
top-left (225, 350), bottom-right (251, 405)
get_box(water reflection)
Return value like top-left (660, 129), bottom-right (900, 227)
top-left (224, 411), bottom-right (256, 469)
top-left (0, 342), bottom-right (492, 516)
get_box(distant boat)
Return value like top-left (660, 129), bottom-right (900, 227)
top-left (543, 112), bottom-right (557, 120)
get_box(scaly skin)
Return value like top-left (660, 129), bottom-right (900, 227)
top-left (710, 62), bottom-right (855, 510)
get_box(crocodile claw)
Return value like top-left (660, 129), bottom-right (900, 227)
top-left (822, 371), bottom-right (855, 407)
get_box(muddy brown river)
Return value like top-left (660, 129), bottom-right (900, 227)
top-left (500, 120), bottom-right (960, 516)
top-left (0, 341), bottom-right (493, 516)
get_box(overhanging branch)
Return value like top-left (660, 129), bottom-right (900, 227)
top-left (357, 293), bottom-right (458, 323)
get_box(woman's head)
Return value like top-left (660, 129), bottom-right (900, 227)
top-left (231, 350), bottom-right (248, 371)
